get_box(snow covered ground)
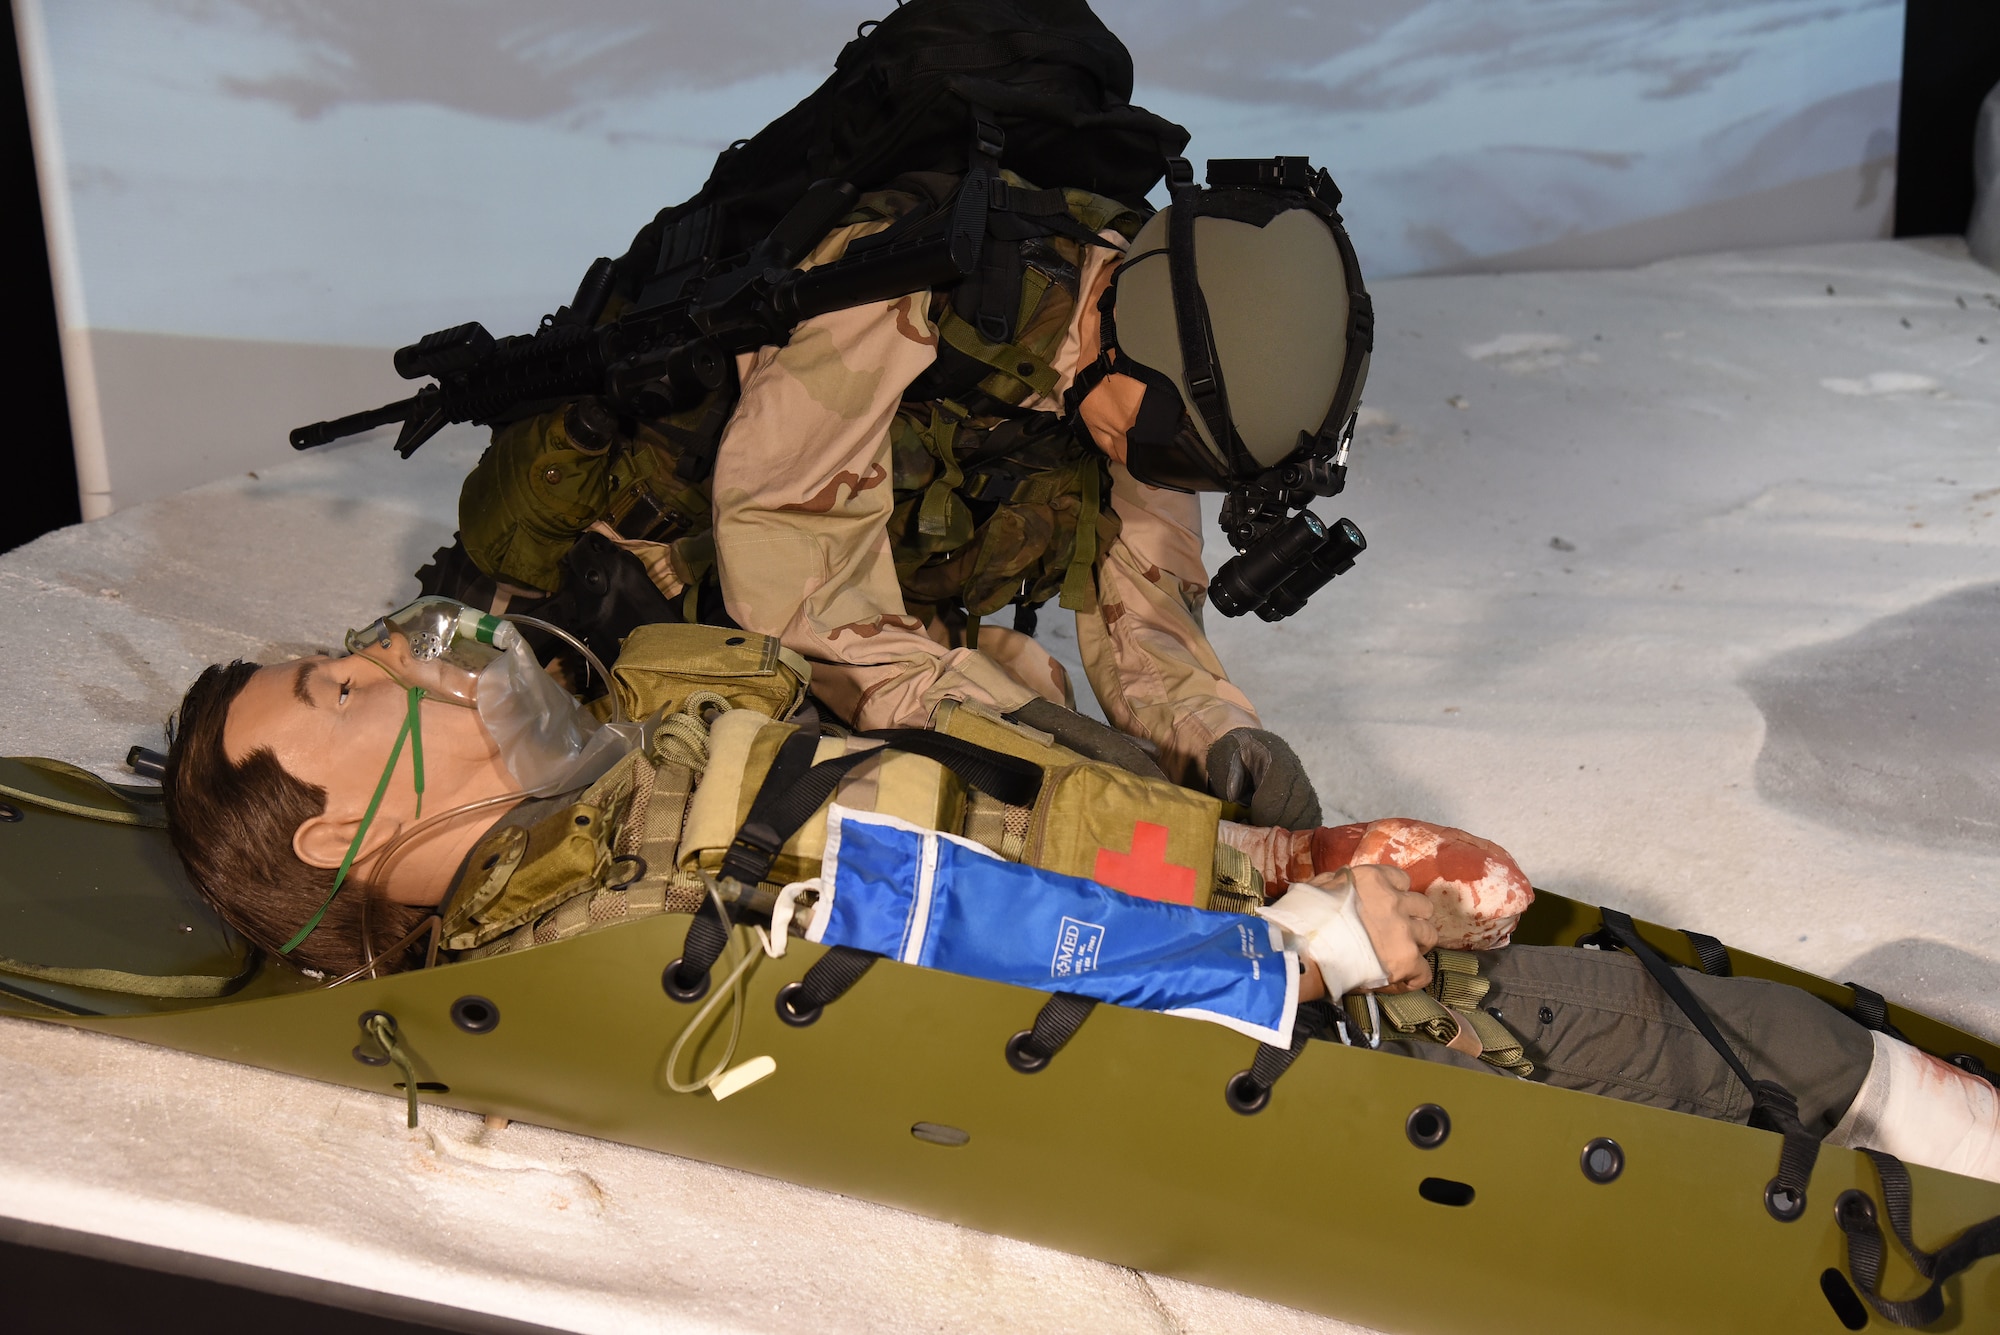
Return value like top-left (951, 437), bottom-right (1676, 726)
top-left (0, 236), bottom-right (1995, 1333)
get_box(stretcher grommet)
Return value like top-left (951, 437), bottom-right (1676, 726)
top-left (0, 802), bottom-right (21, 823)
top-left (775, 981), bottom-right (822, 1027)
top-left (450, 995), bottom-right (500, 1034)
top-left (1224, 1071), bottom-right (1270, 1115)
top-left (662, 959), bottom-right (710, 1003)
top-left (352, 1009), bottom-right (395, 1065)
top-left (1833, 1189), bottom-right (1874, 1229)
top-left (1764, 1179), bottom-right (1807, 1222)
top-left (1580, 1138), bottom-right (1623, 1183)
top-left (1004, 1030), bottom-right (1050, 1073)
top-left (1406, 1103), bottom-right (1451, 1149)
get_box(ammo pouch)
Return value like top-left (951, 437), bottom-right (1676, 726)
top-left (1344, 950), bottom-right (1533, 1077)
top-left (460, 405), bottom-right (716, 596)
top-left (460, 408), bottom-right (628, 594)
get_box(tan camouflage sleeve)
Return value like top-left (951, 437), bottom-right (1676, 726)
top-left (710, 221), bottom-right (1038, 729)
top-left (1053, 239), bottom-right (1262, 785)
top-left (1074, 465), bottom-right (1262, 785)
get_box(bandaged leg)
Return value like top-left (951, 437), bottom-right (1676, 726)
top-left (1826, 1030), bottom-right (2000, 1184)
top-left (1219, 817), bottom-right (1535, 949)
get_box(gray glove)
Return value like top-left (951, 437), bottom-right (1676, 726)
top-left (1206, 728), bottom-right (1322, 830)
top-left (1004, 698), bottom-right (1167, 780)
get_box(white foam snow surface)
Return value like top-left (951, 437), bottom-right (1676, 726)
top-left (1, 237), bottom-right (1996, 1332)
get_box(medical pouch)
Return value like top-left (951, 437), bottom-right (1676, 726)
top-left (1025, 762), bottom-right (1221, 910)
top-left (678, 710), bottom-right (965, 886)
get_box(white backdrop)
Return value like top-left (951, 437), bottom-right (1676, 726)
top-left (20, 0), bottom-right (1905, 512)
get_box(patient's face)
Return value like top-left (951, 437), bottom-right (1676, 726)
top-left (224, 644), bottom-right (503, 817)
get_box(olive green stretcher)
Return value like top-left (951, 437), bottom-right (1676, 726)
top-left (1, 753), bottom-right (1996, 1334)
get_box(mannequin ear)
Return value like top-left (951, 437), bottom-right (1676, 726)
top-left (293, 812), bottom-right (402, 872)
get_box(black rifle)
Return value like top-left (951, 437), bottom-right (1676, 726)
top-left (291, 176), bottom-right (991, 458)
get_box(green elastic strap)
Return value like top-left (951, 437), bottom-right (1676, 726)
top-left (281, 686), bottom-right (426, 955)
top-left (1058, 460), bottom-right (1102, 612)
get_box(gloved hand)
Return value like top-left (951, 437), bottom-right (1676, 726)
top-left (1206, 727), bottom-right (1321, 830)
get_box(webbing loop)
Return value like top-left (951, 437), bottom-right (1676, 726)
top-left (1224, 1025), bottom-right (1312, 1115)
top-left (1005, 992), bottom-right (1096, 1073)
top-left (775, 946), bottom-right (879, 1027)
top-left (1837, 1149), bottom-right (2000, 1327)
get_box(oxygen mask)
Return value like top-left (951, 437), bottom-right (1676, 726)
top-left (345, 597), bottom-right (515, 705)
top-left (345, 596), bottom-right (638, 798)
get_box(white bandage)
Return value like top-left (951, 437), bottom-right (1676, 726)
top-left (1256, 876), bottom-right (1390, 998)
top-left (1826, 1030), bottom-right (2000, 1185)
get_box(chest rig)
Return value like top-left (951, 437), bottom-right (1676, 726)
top-left (881, 172), bottom-right (1145, 639)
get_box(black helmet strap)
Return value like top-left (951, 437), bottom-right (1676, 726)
top-left (1164, 158), bottom-right (1259, 480)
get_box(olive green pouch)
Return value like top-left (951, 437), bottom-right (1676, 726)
top-left (459, 409), bottom-right (626, 593)
top-left (610, 624), bottom-right (811, 723)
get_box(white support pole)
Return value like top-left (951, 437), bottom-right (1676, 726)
top-left (13, 0), bottom-right (112, 520)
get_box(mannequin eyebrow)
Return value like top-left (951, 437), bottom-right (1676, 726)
top-left (292, 661), bottom-right (318, 707)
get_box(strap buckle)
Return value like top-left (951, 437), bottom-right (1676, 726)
top-left (971, 110), bottom-right (1006, 164)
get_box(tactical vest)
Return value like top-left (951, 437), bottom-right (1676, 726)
top-left (455, 175), bottom-right (1146, 633)
top-left (441, 625), bottom-right (1259, 962)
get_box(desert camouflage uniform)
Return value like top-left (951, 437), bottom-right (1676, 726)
top-left (628, 212), bottom-right (1261, 785)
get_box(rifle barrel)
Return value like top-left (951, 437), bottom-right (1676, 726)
top-left (290, 396), bottom-right (422, 451)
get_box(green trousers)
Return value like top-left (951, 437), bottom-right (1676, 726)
top-left (1388, 945), bottom-right (1876, 1134)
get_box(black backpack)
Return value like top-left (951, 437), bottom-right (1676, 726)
top-left (606, 0), bottom-right (1188, 308)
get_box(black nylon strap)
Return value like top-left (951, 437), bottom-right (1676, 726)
top-left (717, 713), bottom-right (825, 887)
top-left (1845, 981), bottom-right (1908, 1041)
top-left (1837, 1150), bottom-right (2000, 1327)
top-left (1597, 908), bottom-right (1821, 1216)
top-left (793, 945), bottom-right (878, 1012)
top-left (1163, 161), bottom-right (1248, 476)
top-left (1247, 1024), bottom-right (1313, 1092)
top-left (674, 901), bottom-right (731, 993)
top-left (860, 728), bottom-right (1043, 805)
top-left (1018, 992), bottom-right (1096, 1063)
top-left (1683, 930), bottom-right (1732, 977)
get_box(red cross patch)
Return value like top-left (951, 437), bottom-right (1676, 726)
top-left (1093, 821), bottom-right (1198, 905)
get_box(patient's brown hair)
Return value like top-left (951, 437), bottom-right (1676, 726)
top-left (163, 661), bottom-right (429, 977)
